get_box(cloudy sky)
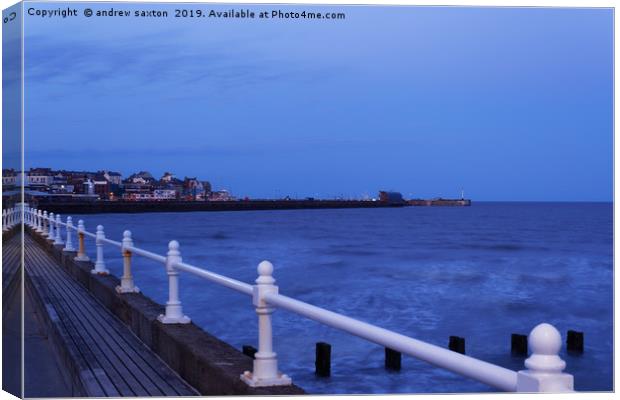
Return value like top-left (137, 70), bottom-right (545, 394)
top-left (20, 3), bottom-right (613, 200)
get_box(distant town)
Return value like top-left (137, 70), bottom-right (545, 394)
top-left (2, 167), bottom-right (471, 213)
top-left (2, 167), bottom-right (231, 201)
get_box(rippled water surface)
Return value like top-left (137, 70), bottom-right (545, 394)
top-left (75, 202), bottom-right (613, 394)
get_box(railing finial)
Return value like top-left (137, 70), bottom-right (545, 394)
top-left (257, 260), bottom-right (275, 284)
top-left (516, 323), bottom-right (573, 392)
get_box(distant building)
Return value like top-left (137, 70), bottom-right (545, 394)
top-left (153, 189), bottom-right (177, 200)
top-left (160, 172), bottom-right (175, 183)
top-left (127, 171), bottom-right (155, 185)
top-left (125, 192), bottom-right (154, 201)
top-left (2, 169), bottom-right (17, 189)
top-left (49, 172), bottom-right (70, 193)
top-left (378, 191), bottom-right (404, 204)
top-left (201, 181), bottom-right (212, 195)
top-left (122, 182), bottom-right (153, 199)
top-left (209, 190), bottom-right (234, 201)
top-left (183, 177), bottom-right (205, 200)
top-left (103, 171), bottom-right (122, 185)
top-left (27, 168), bottom-right (54, 189)
top-left (92, 174), bottom-right (110, 199)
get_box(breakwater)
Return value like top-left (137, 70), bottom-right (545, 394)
top-left (408, 199), bottom-right (472, 206)
top-left (34, 199), bottom-right (406, 214)
top-left (31, 198), bottom-right (472, 214)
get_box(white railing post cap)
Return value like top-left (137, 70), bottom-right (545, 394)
top-left (257, 261), bottom-right (275, 284)
top-left (122, 230), bottom-right (132, 245)
top-left (166, 240), bottom-right (181, 268)
top-left (253, 260), bottom-right (278, 308)
top-left (516, 323), bottom-right (574, 392)
top-left (169, 239), bottom-right (179, 251)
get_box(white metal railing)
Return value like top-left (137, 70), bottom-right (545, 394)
top-left (12, 205), bottom-right (575, 392)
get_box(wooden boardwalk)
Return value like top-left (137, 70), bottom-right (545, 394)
top-left (18, 232), bottom-right (199, 397)
top-left (2, 231), bottom-right (20, 293)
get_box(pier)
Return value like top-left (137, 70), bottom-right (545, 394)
top-left (3, 205), bottom-right (575, 395)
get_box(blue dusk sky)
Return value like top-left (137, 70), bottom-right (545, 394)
top-left (21, 3), bottom-right (613, 201)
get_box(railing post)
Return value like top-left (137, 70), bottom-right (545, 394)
top-left (63, 217), bottom-right (75, 252)
top-left (91, 225), bottom-right (109, 275)
top-left (74, 220), bottom-right (90, 262)
top-left (516, 323), bottom-right (574, 392)
top-left (54, 214), bottom-right (64, 245)
top-left (241, 260), bottom-right (291, 387)
top-left (116, 230), bottom-right (140, 294)
top-left (36, 210), bottom-right (43, 233)
top-left (2, 210), bottom-right (7, 231)
top-left (42, 211), bottom-right (49, 236)
top-left (47, 212), bottom-right (55, 239)
top-left (157, 240), bottom-right (190, 324)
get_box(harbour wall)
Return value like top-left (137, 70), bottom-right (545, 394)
top-left (35, 199), bottom-right (405, 214)
top-left (31, 199), bottom-right (470, 214)
top-left (408, 199), bottom-right (472, 206)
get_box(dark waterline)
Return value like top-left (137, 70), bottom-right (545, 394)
top-left (73, 202), bottom-right (613, 394)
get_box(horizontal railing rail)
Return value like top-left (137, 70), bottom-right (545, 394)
top-left (10, 204), bottom-right (575, 392)
top-left (264, 292), bottom-right (521, 390)
top-left (174, 261), bottom-right (254, 296)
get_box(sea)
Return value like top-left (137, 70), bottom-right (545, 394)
top-left (74, 202), bottom-right (613, 394)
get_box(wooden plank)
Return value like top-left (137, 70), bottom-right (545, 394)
top-left (2, 234), bottom-right (21, 291)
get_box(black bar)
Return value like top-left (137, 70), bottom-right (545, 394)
top-left (449, 336), bottom-right (465, 354)
top-left (511, 334), bottom-right (528, 356)
top-left (567, 330), bottom-right (584, 353)
top-left (384, 348), bottom-right (401, 371)
top-left (315, 342), bottom-right (331, 377)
